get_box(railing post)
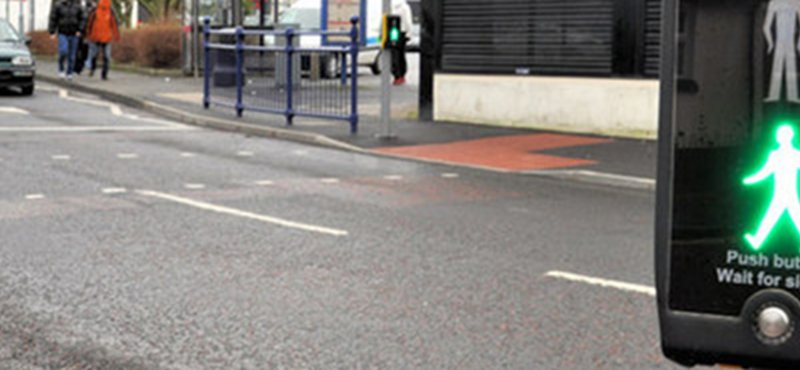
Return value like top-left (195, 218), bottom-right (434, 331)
top-left (203, 17), bottom-right (211, 109)
top-left (340, 51), bottom-right (347, 86)
top-left (285, 27), bottom-right (295, 126)
top-left (235, 26), bottom-right (244, 117)
top-left (349, 16), bottom-right (360, 134)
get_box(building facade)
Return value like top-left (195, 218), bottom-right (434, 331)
top-left (421, 0), bottom-right (663, 138)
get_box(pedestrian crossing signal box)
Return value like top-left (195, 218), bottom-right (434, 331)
top-left (657, 0), bottom-right (800, 368)
top-left (382, 14), bottom-right (401, 50)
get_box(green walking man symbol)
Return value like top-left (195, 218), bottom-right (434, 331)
top-left (744, 125), bottom-right (800, 249)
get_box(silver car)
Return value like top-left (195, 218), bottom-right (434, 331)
top-left (0, 18), bottom-right (34, 95)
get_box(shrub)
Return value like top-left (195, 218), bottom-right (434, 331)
top-left (28, 30), bottom-right (57, 56)
top-left (112, 28), bottom-right (138, 64)
top-left (133, 22), bottom-right (182, 69)
top-left (28, 23), bottom-right (183, 70)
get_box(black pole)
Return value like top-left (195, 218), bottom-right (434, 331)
top-left (418, 0), bottom-right (440, 122)
top-left (259, 0), bottom-right (265, 27)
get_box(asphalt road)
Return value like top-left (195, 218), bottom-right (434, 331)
top-left (0, 84), bottom-right (679, 369)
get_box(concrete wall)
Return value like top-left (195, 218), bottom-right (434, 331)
top-left (434, 74), bottom-right (660, 139)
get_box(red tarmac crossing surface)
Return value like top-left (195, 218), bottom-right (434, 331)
top-left (373, 133), bottom-right (613, 172)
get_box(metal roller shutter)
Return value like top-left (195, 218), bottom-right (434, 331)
top-left (440, 0), bottom-right (615, 76)
top-left (644, 0), bottom-right (662, 77)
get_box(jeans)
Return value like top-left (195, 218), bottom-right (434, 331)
top-left (57, 34), bottom-right (80, 76)
top-left (87, 42), bottom-right (111, 78)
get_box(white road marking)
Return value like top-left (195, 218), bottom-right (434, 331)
top-left (127, 116), bottom-right (190, 129)
top-left (0, 107), bottom-right (29, 115)
top-left (117, 153), bottom-right (139, 159)
top-left (45, 88), bottom-right (190, 129)
top-left (528, 169), bottom-right (655, 190)
top-left (180, 152), bottom-right (196, 158)
top-left (184, 184), bottom-right (206, 190)
top-left (255, 180), bottom-right (274, 186)
top-left (58, 88), bottom-right (124, 116)
top-left (25, 194), bottom-right (45, 200)
top-left (320, 178), bottom-right (340, 184)
top-left (441, 173), bottom-right (460, 179)
top-left (102, 188), bottom-right (128, 194)
top-left (136, 190), bottom-right (348, 237)
top-left (563, 170), bottom-right (654, 187)
top-left (0, 126), bottom-right (192, 133)
top-left (51, 155), bottom-right (71, 160)
top-left (544, 271), bottom-right (655, 296)
top-left (384, 175), bottom-right (403, 181)
top-left (237, 151), bottom-right (255, 157)
top-left (294, 150), bottom-right (308, 156)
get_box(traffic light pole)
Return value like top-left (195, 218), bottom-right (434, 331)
top-left (378, 0), bottom-right (395, 140)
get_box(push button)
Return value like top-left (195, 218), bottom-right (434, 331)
top-left (756, 305), bottom-right (793, 345)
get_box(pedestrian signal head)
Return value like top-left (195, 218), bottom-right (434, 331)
top-left (382, 14), bottom-right (402, 50)
top-left (656, 0), bottom-right (800, 367)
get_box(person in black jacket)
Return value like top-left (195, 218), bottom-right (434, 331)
top-left (48, 0), bottom-right (86, 80)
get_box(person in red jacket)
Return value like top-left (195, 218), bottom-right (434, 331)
top-left (83, 0), bottom-right (119, 80)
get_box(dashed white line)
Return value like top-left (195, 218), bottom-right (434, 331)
top-left (25, 194), bottom-right (45, 200)
top-left (51, 155), bottom-right (71, 160)
top-left (184, 184), bottom-right (206, 190)
top-left (136, 190), bottom-right (348, 237)
top-left (102, 188), bottom-right (128, 194)
top-left (180, 152), bottom-right (197, 158)
top-left (255, 180), bottom-right (274, 186)
top-left (237, 151), bottom-right (255, 157)
top-left (544, 271), bottom-right (655, 296)
top-left (441, 173), bottom-right (460, 179)
top-left (320, 178), bottom-right (340, 184)
top-left (384, 175), bottom-right (404, 181)
top-left (117, 153), bottom-right (139, 159)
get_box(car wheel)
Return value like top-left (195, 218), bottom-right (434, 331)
top-left (21, 85), bottom-right (33, 96)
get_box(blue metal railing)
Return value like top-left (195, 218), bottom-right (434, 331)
top-left (203, 17), bottom-right (360, 134)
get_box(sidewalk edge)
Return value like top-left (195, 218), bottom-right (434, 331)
top-left (35, 75), bottom-right (655, 191)
top-left (370, 151), bottom-right (655, 191)
top-left (36, 75), bottom-right (364, 153)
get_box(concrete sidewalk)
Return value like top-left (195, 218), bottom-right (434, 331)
top-left (33, 60), bottom-right (657, 184)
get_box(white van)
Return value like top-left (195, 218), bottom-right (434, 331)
top-left (276, 0), bottom-right (384, 77)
